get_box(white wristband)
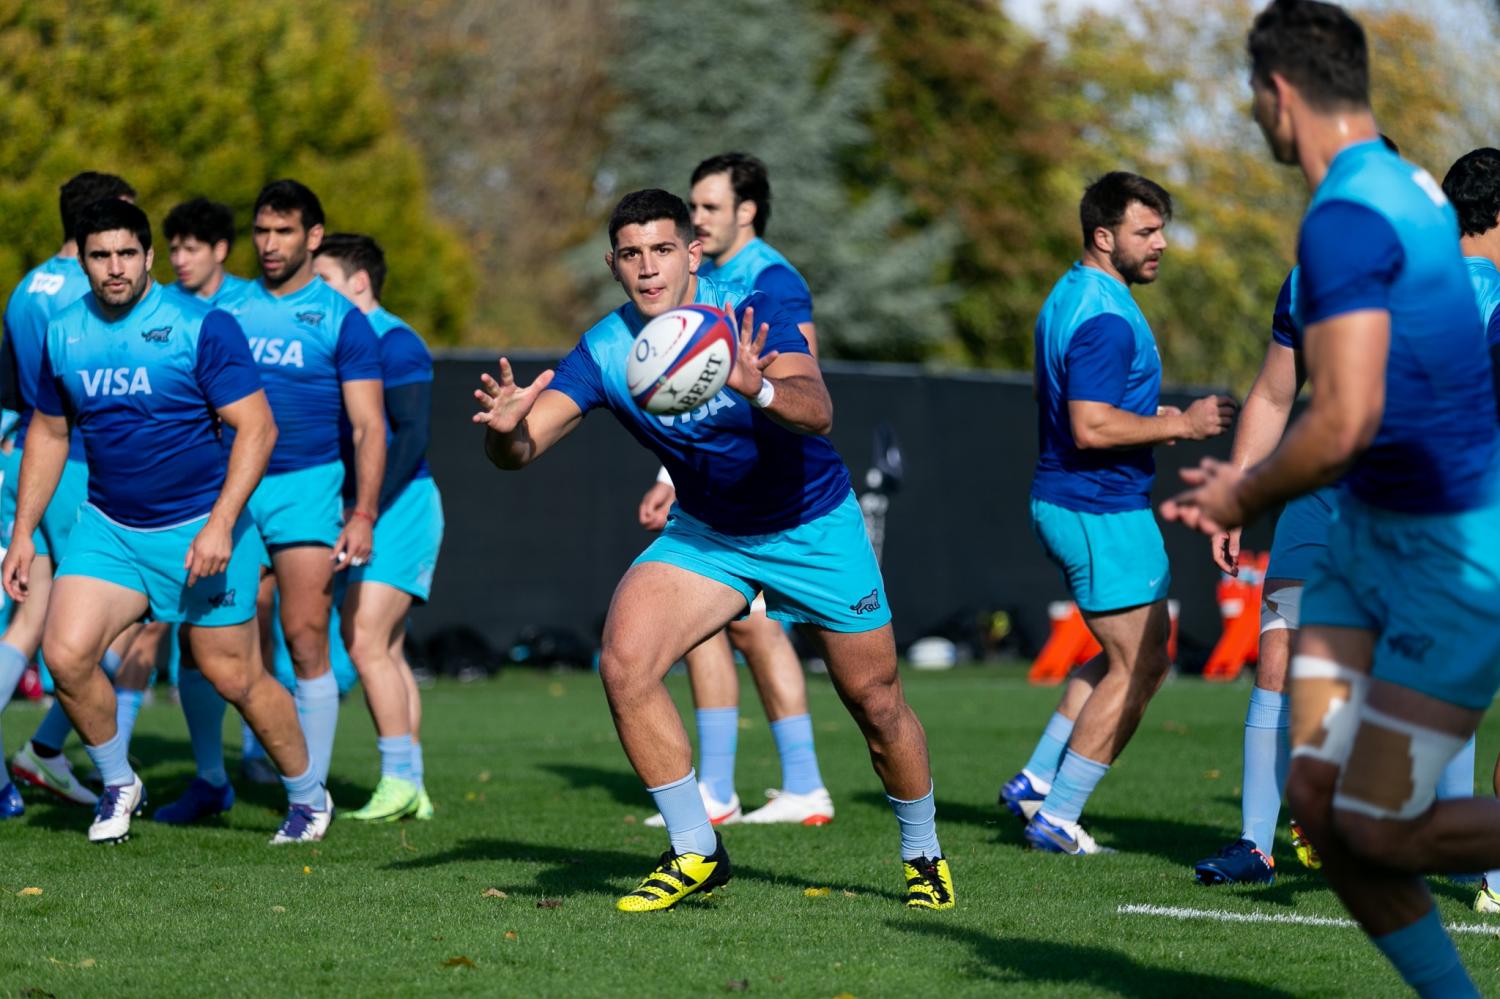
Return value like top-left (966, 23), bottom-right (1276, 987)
top-left (655, 465), bottom-right (674, 487)
top-left (751, 379), bottom-right (776, 409)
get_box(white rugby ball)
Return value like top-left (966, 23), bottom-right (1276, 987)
top-left (626, 305), bottom-right (738, 415)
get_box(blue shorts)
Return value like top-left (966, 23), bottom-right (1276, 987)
top-left (635, 490), bottom-right (891, 633)
top-left (2, 454), bottom-right (88, 559)
top-left (1030, 497), bottom-right (1170, 613)
top-left (1266, 488), bottom-right (1337, 582)
top-left (56, 504), bottom-right (261, 626)
top-left (248, 460), bottom-right (344, 549)
top-left (346, 477), bottom-right (443, 602)
top-left (1302, 493), bottom-right (1500, 710)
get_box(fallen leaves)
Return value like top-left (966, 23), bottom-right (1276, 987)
top-left (536, 898), bottom-right (563, 909)
top-left (16, 887), bottom-right (42, 896)
top-left (1203, 769), bottom-right (1222, 780)
top-left (803, 887), bottom-right (831, 898)
top-left (622, 814), bottom-right (638, 825)
top-left (725, 979), bottom-right (749, 992)
top-left (46, 957), bottom-right (95, 969)
top-left (482, 888), bottom-right (508, 899)
top-left (504, 931), bottom-right (519, 941)
top-left (442, 956), bottom-right (476, 969)
top-left (271, 906), bottom-right (286, 914)
top-left (477, 770), bottom-right (492, 783)
top-left (302, 866), bottom-right (312, 875)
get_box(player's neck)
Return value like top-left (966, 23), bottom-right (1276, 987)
top-left (264, 262), bottom-right (316, 298)
top-left (1080, 247), bottom-right (1128, 288)
top-left (1295, 108), bottom-right (1379, 190)
top-left (57, 240), bottom-right (79, 260)
top-left (713, 231), bottom-right (755, 268)
top-left (1461, 230), bottom-right (1500, 270)
top-left (195, 269), bottom-right (226, 300)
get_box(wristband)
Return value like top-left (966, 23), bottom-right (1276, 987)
top-left (351, 509), bottom-right (376, 525)
top-left (751, 379), bottom-right (775, 409)
top-left (655, 465), bottom-right (674, 487)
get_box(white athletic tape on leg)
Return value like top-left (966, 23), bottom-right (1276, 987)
top-left (1260, 585), bottom-right (1302, 634)
top-left (1333, 706), bottom-right (1466, 821)
top-left (1289, 655), bottom-right (1368, 765)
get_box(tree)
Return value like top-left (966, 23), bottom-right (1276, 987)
top-left (0, 1), bottom-right (472, 341)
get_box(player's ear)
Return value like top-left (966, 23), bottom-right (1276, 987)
top-left (688, 239), bottom-right (702, 274)
top-left (604, 250), bottom-right (616, 277)
top-left (736, 199), bottom-right (756, 230)
top-left (213, 240), bottom-right (230, 265)
top-left (1092, 225), bottom-right (1115, 255)
top-left (306, 224), bottom-right (324, 254)
top-left (145, 246), bottom-right (155, 271)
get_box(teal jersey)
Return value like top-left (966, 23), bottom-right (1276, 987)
top-left (698, 238), bottom-right (813, 326)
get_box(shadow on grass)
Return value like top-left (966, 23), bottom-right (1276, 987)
top-left (892, 919), bottom-right (1297, 997)
top-left (538, 762), bottom-right (646, 807)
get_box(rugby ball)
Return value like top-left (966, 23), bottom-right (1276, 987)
top-left (626, 305), bottom-right (737, 415)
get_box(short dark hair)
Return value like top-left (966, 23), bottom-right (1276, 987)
top-left (75, 199), bottom-right (152, 254)
top-left (608, 189), bottom-right (693, 249)
top-left (1079, 172), bottom-right (1173, 247)
top-left (1248, 0), bottom-right (1369, 111)
top-left (1443, 149), bottom-right (1500, 239)
top-left (315, 232), bottom-right (387, 299)
top-left (60, 172), bottom-right (136, 242)
top-left (253, 179), bottom-right (325, 230)
top-left (163, 197), bottom-right (236, 250)
top-left (691, 152), bottom-right (772, 236)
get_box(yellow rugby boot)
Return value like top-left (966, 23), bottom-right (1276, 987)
top-left (616, 833), bottom-right (731, 912)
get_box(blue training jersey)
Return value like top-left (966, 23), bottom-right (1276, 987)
top-left (339, 306), bottom-right (432, 505)
top-left (1030, 261), bottom-right (1162, 513)
top-left (33, 281), bottom-right (262, 528)
top-left (1292, 139), bottom-right (1497, 514)
top-left (1464, 257), bottom-right (1500, 350)
top-left (164, 272), bottom-right (254, 310)
top-left (1270, 267), bottom-right (1301, 352)
top-left (698, 238), bottom-right (814, 327)
top-left (3, 256), bottom-right (92, 460)
top-left (218, 276), bottom-right (382, 474)
top-left (549, 275), bottom-right (850, 535)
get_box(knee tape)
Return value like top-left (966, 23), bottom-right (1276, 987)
top-left (1260, 585), bottom-right (1303, 634)
top-left (1333, 706), bottom-right (1466, 820)
top-left (1289, 655), bottom-right (1368, 766)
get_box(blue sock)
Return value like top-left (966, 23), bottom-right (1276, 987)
top-left (648, 769), bottom-right (717, 856)
top-left (769, 713), bottom-right (824, 795)
top-left (32, 700), bottom-right (75, 753)
top-left (281, 766), bottom-right (323, 809)
top-left (1437, 736), bottom-right (1476, 800)
top-left (1023, 711), bottom-right (1075, 787)
top-left (1039, 749), bottom-right (1110, 825)
top-left (887, 785), bottom-right (942, 860)
top-left (242, 719), bottom-right (266, 761)
top-left (1240, 687), bottom-right (1289, 853)
top-left (377, 734), bottom-right (415, 782)
top-left (99, 648), bottom-right (123, 680)
top-left (114, 689), bottom-right (144, 745)
top-left (411, 741), bottom-right (425, 790)
top-left (1371, 907), bottom-right (1478, 998)
top-left (179, 669), bottom-right (229, 786)
top-left (294, 671), bottom-right (339, 786)
top-left (84, 727), bottom-right (134, 787)
top-left (0, 640), bottom-right (26, 748)
top-left (695, 706), bottom-right (738, 803)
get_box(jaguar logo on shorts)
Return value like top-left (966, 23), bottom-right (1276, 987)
top-left (294, 311), bottom-right (324, 328)
top-left (849, 589), bottom-right (882, 615)
top-left (140, 326), bottom-right (172, 343)
top-left (1384, 632), bottom-right (1433, 664)
top-left (207, 588), bottom-right (237, 609)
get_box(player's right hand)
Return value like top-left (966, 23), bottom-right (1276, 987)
top-left (472, 358), bottom-right (554, 435)
top-left (638, 481), bottom-right (675, 532)
top-left (1184, 394), bottom-right (1239, 440)
top-left (1212, 527), bottom-right (1242, 576)
top-left (2, 534), bottom-right (35, 603)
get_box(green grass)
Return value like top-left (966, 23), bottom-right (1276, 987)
top-left (4, 666), bottom-right (1500, 997)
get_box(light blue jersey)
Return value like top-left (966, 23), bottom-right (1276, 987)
top-left (698, 238), bottom-right (814, 326)
top-left (164, 272), bottom-right (253, 310)
top-left (3, 256), bottom-right (91, 459)
top-left (343, 306), bottom-right (432, 499)
top-left (1465, 256), bottom-right (1500, 342)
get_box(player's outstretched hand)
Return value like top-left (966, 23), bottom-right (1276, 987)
top-left (638, 481), bottom-right (675, 532)
top-left (1160, 458), bottom-right (1247, 536)
top-left (2, 533), bottom-right (35, 603)
top-left (1211, 527), bottom-right (1242, 576)
top-left (332, 513), bottom-right (374, 573)
top-left (1183, 394), bottom-right (1239, 440)
top-left (473, 358), bottom-right (554, 435)
top-left (725, 303), bottom-right (780, 400)
top-left (184, 517), bottom-right (234, 587)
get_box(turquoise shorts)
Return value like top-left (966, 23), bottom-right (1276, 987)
top-left (346, 477), bottom-right (443, 602)
top-left (56, 504), bottom-right (261, 626)
top-left (635, 490), bottom-right (891, 633)
top-left (1030, 497), bottom-right (1170, 613)
top-left (1302, 493), bottom-right (1500, 710)
top-left (1266, 488), bottom-right (1337, 582)
top-left (248, 460), bottom-right (344, 550)
top-left (2, 454), bottom-right (88, 559)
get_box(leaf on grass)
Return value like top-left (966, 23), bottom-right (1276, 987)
top-left (725, 979), bottom-right (749, 992)
top-left (622, 814), bottom-right (638, 825)
top-left (548, 682), bottom-right (565, 697)
top-left (271, 906), bottom-right (286, 913)
top-left (1203, 769), bottom-right (1221, 780)
top-left (20, 988), bottom-right (56, 998)
top-left (302, 866), bottom-right (312, 875)
top-left (833, 994), bottom-right (857, 999)
top-left (504, 931), bottom-right (519, 941)
top-left (465, 791), bottom-right (478, 801)
top-left (483, 888), bottom-right (508, 899)
top-left (803, 887), bottom-right (831, 898)
top-left (400, 829), bottom-right (418, 854)
top-left (78, 960), bottom-right (96, 969)
top-left (443, 956), bottom-right (476, 969)
top-left (1162, 720), bottom-right (1189, 735)
top-left (17, 887), bottom-right (42, 896)
top-left (842, 890), bottom-right (858, 898)
top-left (477, 770), bottom-right (492, 783)
top-left (536, 898), bottom-right (563, 909)
top-left (45, 957), bottom-right (94, 970)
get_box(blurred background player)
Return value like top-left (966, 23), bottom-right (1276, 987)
top-left (1000, 172), bottom-right (1236, 855)
top-left (164, 196), bottom-right (252, 306)
top-left (314, 232), bottom-right (443, 822)
top-left (637, 152), bottom-right (832, 827)
top-left (475, 189), bottom-right (953, 912)
top-left (156, 180), bottom-right (385, 824)
top-left (1167, 4), bottom-right (1500, 994)
top-left (0, 171), bottom-right (147, 816)
top-left (0, 199), bottom-right (329, 844)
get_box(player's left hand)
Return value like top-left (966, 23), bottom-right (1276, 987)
top-left (1160, 458), bottom-right (1248, 535)
top-left (333, 513), bottom-right (374, 572)
top-left (185, 517), bottom-right (234, 587)
top-left (725, 302), bottom-right (780, 400)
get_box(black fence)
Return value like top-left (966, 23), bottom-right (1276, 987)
top-left (412, 353), bottom-right (1272, 668)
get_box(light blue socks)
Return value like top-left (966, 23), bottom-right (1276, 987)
top-left (887, 785), bottom-right (941, 860)
top-left (1371, 907), bottom-right (1477, 998)
top-left (648, 769), bottom-right (717, 856)
top-left (377, 734), bottom-right (415, 782)
top-left (1039, 749), bottom-right (1110, 825)
top-left (281, 766), bottom-right (323, 809)
top-left (294, 670), bottom-right (339, 786)
top-left (769, 713), bottom-right (824, 794)
top-left (1023, 711), bottom-right (1075, 787)
top-left (83, 726), bottom-right (133, 788)
top-left (695, 706), bottom-right (738, 803)
top-left (178, 668), bottom-right (229, 787)
top-left (1240, 687), bottom-right (1290, 854)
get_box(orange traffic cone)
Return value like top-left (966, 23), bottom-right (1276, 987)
top-left (1028, 601), bottom-right (1101, 685)
top-left (1202, 552), bottom-right (1268, 682)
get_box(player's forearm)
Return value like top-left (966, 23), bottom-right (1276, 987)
top-left (1236, 397), bottom-right (1370, 517)
top-left (484, 423), bottom-right (538, 470)
top-left (1072, 407), bottom-right (1185, 449)
top-left (350, 419), bottom-right (386, 517)
top-left (1228, 390), bottom-right (1293, 471)
top-left (753, 375), bottom-right (832, 436)
top-left (13, 424), bottom-right (69, 536)
top-left (211, 414), bottom-right (275, 527)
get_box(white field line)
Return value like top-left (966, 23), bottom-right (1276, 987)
top-left (1118, 903), bottom-right (1500, 936)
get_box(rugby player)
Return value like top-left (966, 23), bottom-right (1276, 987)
top-left (1165, 4), bottom-right (1500, 992)
top-left (638, 153), bottom-right (832, 827)
top-left (475, 189), bottom-right (953, 912)
top-left (315, 232), bottom-right (442, 823)
top-left (1000, 172), bottom-right (1236, 854)
top-left (164, 197), bottom-right (252, 306)
top-left (157, 180), bottom-right (385, 824)
top-left (0, 199), bottom-right (330, 844)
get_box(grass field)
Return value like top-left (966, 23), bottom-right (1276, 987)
top-left (4, 665), bottom-right (1500, 997)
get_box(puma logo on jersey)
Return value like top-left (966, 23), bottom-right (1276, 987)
top-left (27, 273), bottom-right (66, 295)
top-left (141, 326), bottom-right (172, 344)
top-left (248, 337), bottom-right (305, 367)
top-left (656, 391), bottom-right (736, 427)
top-left (79, 367), bottom-right (153, 397)
top-left (294, 311), bottom-right (324, 328)
top-left (849, 589), bottom-right (882, 615)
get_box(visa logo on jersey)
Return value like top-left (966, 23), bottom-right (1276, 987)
top-left (248, 337), bottom-right (305, 367)
top-left (79, 367), bottom-right (153, 397)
